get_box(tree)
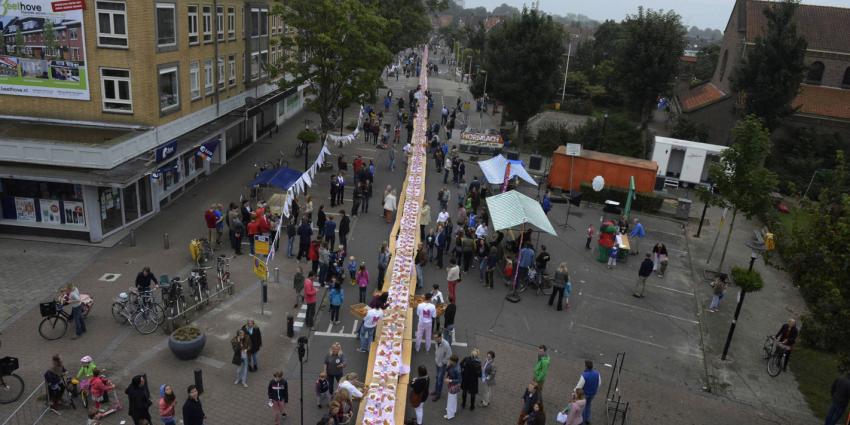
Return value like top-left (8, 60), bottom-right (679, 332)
top-left (732, 0), bottom-right (807, 131)
top-left (616, 7), bottom-right (686, 157)
top-left (708, 115), bottom-right (778, 272)
top-left (671, 116), bottom-right (710, 144)
top-left (274, 0), bottom-right (391, 134)
top-left (769, 127), bottom-right (847, 195)
top-left (492, 3), bottom-right (520, 16)
top-left (43, 20), bottom-right (57, 59)
top-left (377, 0), bottom-right (430, 55)
top-left (481, 8), bottom-right (564, 141)
top-left (693, 44), bottom-right (719, 83)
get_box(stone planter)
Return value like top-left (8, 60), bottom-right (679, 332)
top-left (168, 327), bottom-right (206, 360)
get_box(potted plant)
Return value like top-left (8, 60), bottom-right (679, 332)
top-left (168, 325), bottom-right (206, 360)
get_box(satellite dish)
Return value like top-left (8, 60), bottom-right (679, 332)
top-left (592, 176), bottom-right (605, 192)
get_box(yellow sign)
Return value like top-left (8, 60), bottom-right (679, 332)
top-left (254, 235), bottom-right (269, 256)
top-left (252, 256), bottom-right (268, 280)
top-left (765, 233), bottom-right (775, 251)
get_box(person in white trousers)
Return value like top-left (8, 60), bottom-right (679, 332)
top-left (410, 366), bottom-right (429, 424)
top-left (444, 355), bottom-right (461, 420)
top-left (415, 293), bottom-right (436, 352)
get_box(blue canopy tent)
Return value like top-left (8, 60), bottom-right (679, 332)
top-left (249, 167), bottom-right (303, 190)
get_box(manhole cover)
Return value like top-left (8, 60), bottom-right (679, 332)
top-left (98, 273), bottom-right (122, 282)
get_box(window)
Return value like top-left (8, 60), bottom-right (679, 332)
top-left (260, 50), bottom-right (268, 74)
top-left (70, 47), bottom-right (80, 60)
top-left (250, 8), bottom-right (267, 37)
top-left (204, 59), bottom-right (213, 94)
top-left (202, 6), bottom-right (212, 43)
top-left (228, 54), bottom-right (236, 86)
top-left (807, 61), bottom-right (825, 84)
top-left (158, 66), bottom-right (179, 112)
top-left (95, 1), bottom-right (128, 47)
top-left (189, 61), bottom-right (200, 99)
top-left (156, 3), bottom-right (177, 48)
top-left (719, 50), bottom-right (728, 82)
top-left (100, 68), bottom-right (132, 113)
top-left (260, 9), bottom-right (268, 36)
top-left (187, 5), bottom-right (199, 45)
top-left (250, 8), bottom-right (259, 37)
top-left (843, 67), bottom-right (850, 87)
top-left (227, 7), bottom-right (236, 40)
top-left (250, 52), bottom-right (259, 79)
top-left (69, 29), bottom-right (78, 40)
top-left (216, 6), bottom-right (224, 41)
top-left (217, 57), bottom-right (225, 89)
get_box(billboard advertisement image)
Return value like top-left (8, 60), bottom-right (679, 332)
top-left (0, 0), bottom-right (89, 100)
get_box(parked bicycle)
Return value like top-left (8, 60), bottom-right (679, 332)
top-left (110, 289), bottom-right (165, 335)
top-left (763, 335), bottom-right (788, 377)
top-left (518, 267), bottom-right (553, 296)
top-left (0, 347), bottom-right (24, 404)
top-left (162, 276), bottom-right (189, 320)
top-left (188, 267), bottom-right (211, 306)
top-left (216, 255), bottom-right (235, 296)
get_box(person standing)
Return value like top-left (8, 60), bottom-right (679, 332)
top-left (336, 174), bottom-right (345, 206)
top-left (708, 274), bottom-right (728, 312)
top-left (358, 306), bottom-right (383, 353)
top-left (442, 298), bottom-right (457, 345)
top-left (338, 211), bottom-right (350, 251)
top-left (435, 224), bottom-right (447, 269)
top-left (431, 333), bottom-right (452, 401)
top-left (586, 224), bottom-right (595, 250)
top-left (304, 271), bottom-right (318, 328)
top-left (329, 281), bottom-right (343, 325)
top-left (575, 360), bottom-right (602, 425)
top-left (316, 205), bottom-right (327, 238)
top-left (383, 190), bottom-right (397, 223)
top-left (323, 343), bottom-right (347, 393)
top-left (607, 244), bottom-right (619, 269)
top-left (204, 205), bottom-right (218, 246)
top-left (633, 253), bottom-right (654, 298)
top-left (460, 349), bottom-right (482, 411)
top-left (297, 218), bottom-right (312, 261)
top-left (324, 215), bottom-right (337, 249)
top-left (377, 243), bottom-right (390, 290)
top-left (517, 244), bottom-right (535, 289)
top-left (563, 389), bottom-right (586, 425)
top-left (124, 375), bottom-right (152, 425)
top-left (292, 266), bottom-right (304, 308)
top-left (420, 201), bottom-right (431, 240)
top-left (356, 263), bottom-right (370, 303)
top-left (517, 382), bottom-right (540, 425)
top-left (443, 355), bottom-right (461, 420)
top-left (548, 262), bottom-right (570, 311)
top-left (158, 384), bottom-right (177, 425)
top-left (410, 365), bottom-right (430, 425)
top-left (388, 145), bottom-right (396, 171)
top-left (416, 244), bottom-right (427, 290)
top-left (446, 259), bottom-right (461, 303)
top-left (181, 385), bottom-right (205, 425)
top-left (415, 293), bottom-right (437, 352)
top-left (533, 345), bottom-right (550, 401)
top-left (232, 329), bottom-right (251, 387)
top-left (479, 351), bottom-right (496, 407)
top-left (629, 218), bottom-right (646, 255)
top-left (484, 246), bottom-right (498, 289)
top-left (651, 243), bottom-right (668, 276)
top-left (268, 371), bottom-right (289, 424)
top-left (330, 174), bottom-right (339, 207)
top-left (65, 283), bottom-right (86, 339)
top-left (242, 319), bottom-right (262, 372)
top-left (825, 373), bottom-right (850, 425)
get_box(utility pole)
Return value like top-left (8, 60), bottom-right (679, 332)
top-left (721, 251), bottom-right (758, 360)
top-left (561, 35), bottom-right (577, 103)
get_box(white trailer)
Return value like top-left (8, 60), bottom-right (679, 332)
top-left (651, 136), bottom-right (728, 188)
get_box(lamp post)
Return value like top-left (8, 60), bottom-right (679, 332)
top-left (561, 34), bottom-right (578, 103)
top-left (303, 119), bottom-right (313, 171)
top-left (479, 70), bottom-right (487, 128)
top-left (598, 112), bottom-right (609, 151)
top-left (720, 251), bottom-right (758, 360)
top-left (481, 70), bottom-right (488, 97)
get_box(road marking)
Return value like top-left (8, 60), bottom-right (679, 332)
top-left (651, 284), bottom-right (694, 296)
top-left (579, 325), bottom-right (668, 349)
top-left (99, 273), bottom-right (122, 282)
top-left (451, 341), bottom-right (468, 347)
top-left (584, 294), bottom-right (699, 324)
top-left (196, 355), bottom-right (226, 369)
top-left (351, 320), bottom-right (359, 335)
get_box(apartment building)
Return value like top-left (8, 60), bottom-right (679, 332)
top-left (0, 0), bottom-right (304, 242)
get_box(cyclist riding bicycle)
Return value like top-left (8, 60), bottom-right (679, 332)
top-left (774, 318), bottom-right (798, 372)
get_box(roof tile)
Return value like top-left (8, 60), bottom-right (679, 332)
top-left (792, 84), bottom-right (850, 121)
top-left (679, 83), bottom-right (727, 112)
top-left (747, 1), bottom-right (850, 53)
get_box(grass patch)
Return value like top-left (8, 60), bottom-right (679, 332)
top-left (790, 346), bottom-right (840, 420)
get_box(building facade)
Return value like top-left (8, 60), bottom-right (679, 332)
top-left (0, 0), bottom-right (304, 242)
top-left (675, 0), bottom-right (850, 145)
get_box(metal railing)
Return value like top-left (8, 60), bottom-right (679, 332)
top-left (0, 382), bottom-right (58, 425)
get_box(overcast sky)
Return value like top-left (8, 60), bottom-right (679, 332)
top-left (463, 0), bottom-right (850, 29)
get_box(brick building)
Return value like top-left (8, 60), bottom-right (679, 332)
top-left (0, 0), bottom-right (305, 242)
top-left (674, 0), bottom-right (850, 145)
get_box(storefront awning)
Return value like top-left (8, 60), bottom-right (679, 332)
top-left (0, 157), bottom-right (153, 187)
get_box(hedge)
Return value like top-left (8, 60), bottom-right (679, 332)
top-left (578, 182), bottom-right (664, 213)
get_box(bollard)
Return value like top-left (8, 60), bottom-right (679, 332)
top-left (286, 314), bottom-right (294, 338)
top-left (262, 282), bottom-right (268, 303)
top-left (194, 369), bottom-right (204, 394)
top-left (163, 233), bottom-right (170, 250)
top-left (129, 229), bottom-right (136, 247)
top-left (274, 267), bottom-right (280, 283)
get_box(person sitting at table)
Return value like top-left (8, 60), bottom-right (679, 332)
top-left (618, 216), bottom-right (629, 234)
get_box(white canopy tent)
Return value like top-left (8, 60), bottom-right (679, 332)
top-left (485, 190), bottom-right (557, 236)
top-left (477, 155), bottom-right (538, 186)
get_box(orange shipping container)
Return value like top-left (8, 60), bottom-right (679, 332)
top-left (548, 147), bottom-right (658, 193)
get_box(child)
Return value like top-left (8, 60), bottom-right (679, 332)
top-left (316, 371), bottom-right (331, 408)
top-left (356, 263), bottom-right (370, 304)
top-left (89, 369), bottom-right (114, 411)
top-left (608, 244), bottom-right (619, 269)
top-left (329, 280), bottom-right (343, 325)
top-left (347, 256), bottom-right (357, 283)
top-left (502, 259), bottom-right (514, 284)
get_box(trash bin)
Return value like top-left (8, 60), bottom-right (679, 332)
top-left (676, 198), bottom-right (692, 220)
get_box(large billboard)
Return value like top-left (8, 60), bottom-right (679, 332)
top-left (0, 0), bottom-right (89, 100)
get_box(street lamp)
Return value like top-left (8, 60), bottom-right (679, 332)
top-left (598, 112), bottom-right (609, 151)
top-left (481, 70), bottom-right (488, 96)
top-left (302, 119), bottom-right (313, 171)
top-left (561, 34), bottom-right (579, 103)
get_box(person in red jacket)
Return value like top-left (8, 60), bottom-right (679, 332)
top-left (204, 205), bottom-right (218, 245)
top-left (309, 239), bottom-right (321, 275)
top-left (247, 214), bottom-right (259, 255)
top-left (304, 271), bottom-right (318, 327)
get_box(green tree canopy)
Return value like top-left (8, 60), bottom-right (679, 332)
top-left (274, 0), bottom-right (392, 133)
top-left (377, 0), bottom-right (430, 55)
top-left (481, 7), bottom-right (564, 140)
top-left (732, 0), bottom-right (807, 131)
top-left (616, 7), bottom-right (686, 157)
top-left (693, 43), bottom-right (719, 83)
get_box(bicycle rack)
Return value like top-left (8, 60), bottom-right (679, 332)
top-left (605, 352), bottom-right (630, 425)
top-left (161, 275), bottom-right (236, 333)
